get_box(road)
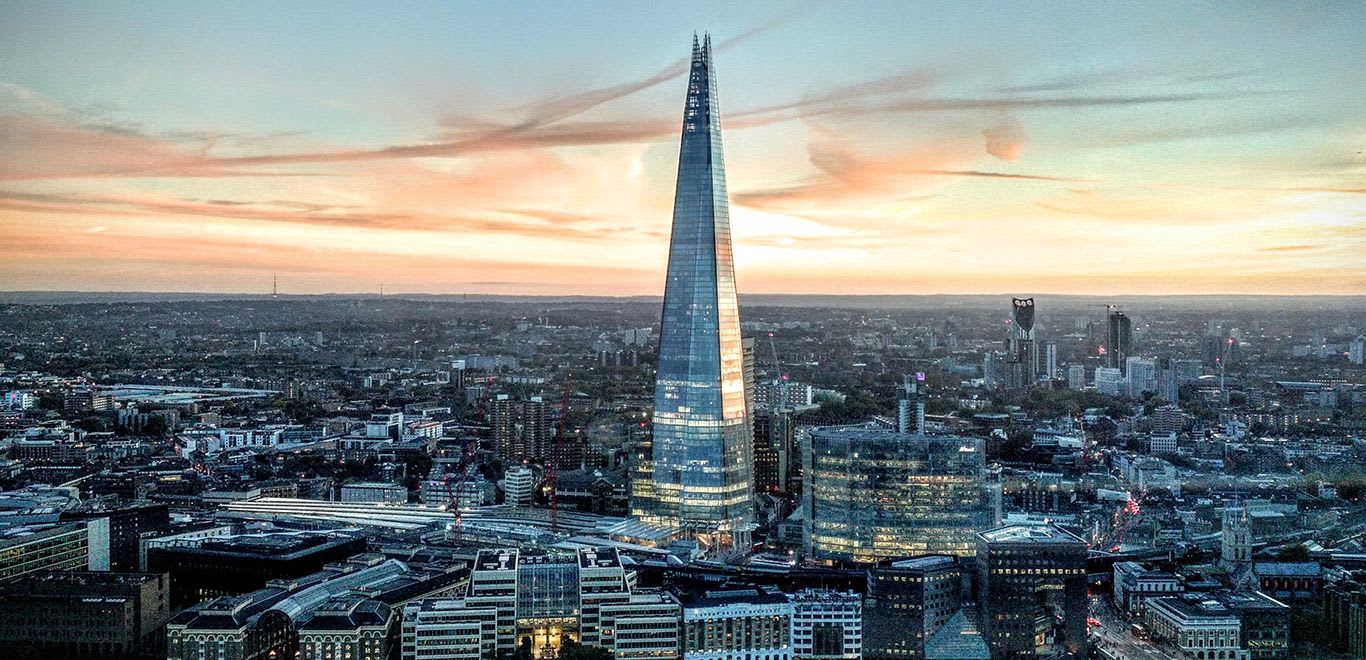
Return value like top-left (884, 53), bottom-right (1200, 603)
top-left (1089, 593), bottom-right (1189, 660)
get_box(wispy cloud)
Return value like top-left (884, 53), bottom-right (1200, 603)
top-left (0, 188), bottom-right (627, 241)
top-left (735, 133), bottom-right (1079, 220)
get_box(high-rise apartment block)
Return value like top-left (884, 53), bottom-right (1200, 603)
top-left (1106, 308), bottom-right (1132, 371)
top-left (492, 395), bottom-right (552, 462)
top-left (1006, 297), bottom-right (1038, 390)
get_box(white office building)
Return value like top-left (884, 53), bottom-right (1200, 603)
top-left (1095, 367), bottom-right (1125, 396)
top-left (1144, 594), bottom-right (1249, 660)
top-left (503, 465), bottom-right (536, 507)
top-left (789, 590), bottom-right (862, 660)
top-left (1126, 357), bottom-right (1158, 397)
top-left (340, 482), bottom-right (407, 503)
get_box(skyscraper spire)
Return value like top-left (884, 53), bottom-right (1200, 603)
top-left (633, 36), bottom-right (753, 552)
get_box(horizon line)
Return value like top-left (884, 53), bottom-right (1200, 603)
top-left (1, 290), bottom-right (1362, 300)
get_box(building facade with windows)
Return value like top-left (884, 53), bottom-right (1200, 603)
top-left (804, 426), bottom-right (998, 562)
top-left (400, 547), bottom-right (671, 660)
top-left (976, 525), bottom-right (1088, 660)
top-left (634, 35), bottom-right (754, 552)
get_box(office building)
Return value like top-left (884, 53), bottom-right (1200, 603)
top-left (1142, 590), bottom-right (1288, 660)
top-left (1144, 593), bottom-right (1246, 660)
top-left (1148, 431), bottom-right (1178, 455)
top-left (61, 500), bottom-right (170, 572)
top-left (146, 531), bottom-right (366, 607)
top-left (0, 571), bottom-right (172, 659)
top-left (1095, 366), bottom-right (1124, 396)
top-left (1067, 364), bottom-right (1086, 390)
top-left (864, 555), bottom-right (965, 659)
top-left (400, 547), bottom-right (653, 659)
top-left (636, 35), bottom-right (755, 551)
top-left (1112, 561), bottom-right (1183, 615)
top-left (743, 335), bottom-right (757, 441)
top-left (1126, 356), bottom-right (1158, 397)
top-left (599, 590), bottom-right (683, 659)
top-left (340, 481), bottom-right (407, 503)
top-left (504, 464), bottom-right (536, 507)
top-left (0, 518), bottom-right (109, 584)
top-left (753, 407), bottom-right (797, 494)
top-left (1222, 590), bottom-right (1291, 660)
top-left (789, 590), bottom-right (862, 660)
top-left (1325, 569), bottom-right (1366, 659)
top-left (976, 524), bottom-right (1088, 660)
top-left (65, 386), bottom-right (115, 415)
top-left (679, 586), bottom-right (791, 660)
top-left (804, 427), bottom-right (998, 562)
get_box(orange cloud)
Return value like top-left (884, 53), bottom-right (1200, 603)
top-left (735, 132), bottom-right (1076, 220)
top-left (982, 116), bottom-right (1026, 161)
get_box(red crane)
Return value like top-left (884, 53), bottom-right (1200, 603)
top-left (444, 440), bottom-right (476, 542)
top-left (548, 380), bottom-right (571, 533)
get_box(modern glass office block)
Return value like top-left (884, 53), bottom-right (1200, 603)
top-left (635, 35), bottom-right (754, 547)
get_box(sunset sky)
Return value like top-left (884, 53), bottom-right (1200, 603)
top-left (1, 1), bottom-right (1362, 295)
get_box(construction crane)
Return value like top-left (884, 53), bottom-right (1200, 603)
top-left (767, 332), bottom-right (784, 381)
top-left (547, 380), bottom-right (571, 533)
top-left (444, 439), bottom-right (476, 542)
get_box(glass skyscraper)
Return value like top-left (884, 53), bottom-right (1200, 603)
top-left (802, 426), bottom-right (1000, 563)
top-left (634, 35), bottom-right (754, 548)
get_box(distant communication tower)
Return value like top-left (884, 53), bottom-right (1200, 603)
top-left (271, 273), bottom-right (278, 300)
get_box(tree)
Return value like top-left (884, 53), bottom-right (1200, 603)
top-left (1275, 543), bottom-right (1310, 562)
top-left (74, 415), bottom-right (108, 432)
top-left (143, 415), bottom-right (169, 438)
top-left (558, 637), bottom-right (614, 660)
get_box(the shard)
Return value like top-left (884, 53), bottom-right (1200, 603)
top-left (635, 35), bottom-right (753, 550)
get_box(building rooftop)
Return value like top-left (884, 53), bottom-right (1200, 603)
top-left (473, 548), bottom-right (518, 572)
top-left (169, 532), bottom-right (361, 560)
top-left (924, 608), bottom-right (991, 660)
top-left (978, 524), bottom-right (1086, 545)
top-left (677, 586), bottom-right (789, 609)
top-left (886, 555), bottom-right (959, 571)
top-left (1252, 561), bottom-right (1322, 577)
top-left (578, 547), bottom-right (622, 569)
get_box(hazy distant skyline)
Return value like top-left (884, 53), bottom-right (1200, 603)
top-left (1, 1), bottom-right (1362, 295)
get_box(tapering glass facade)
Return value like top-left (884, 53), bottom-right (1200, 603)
top-left (636, 36), bottom-right (753, 537)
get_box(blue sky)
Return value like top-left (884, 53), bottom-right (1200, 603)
top-left (1, 1), bottom-right (1362, 294)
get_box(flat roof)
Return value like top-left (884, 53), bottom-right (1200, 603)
top-left (979, 524), bottom-right (1086, 545)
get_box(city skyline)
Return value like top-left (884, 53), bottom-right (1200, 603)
top-left (1, 2), bottom-right (1363, 295)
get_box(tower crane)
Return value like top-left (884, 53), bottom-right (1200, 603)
top-left (444, 439), bottom-right (476, 542)
top-left (548, 379), bottom-right (571, 532)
